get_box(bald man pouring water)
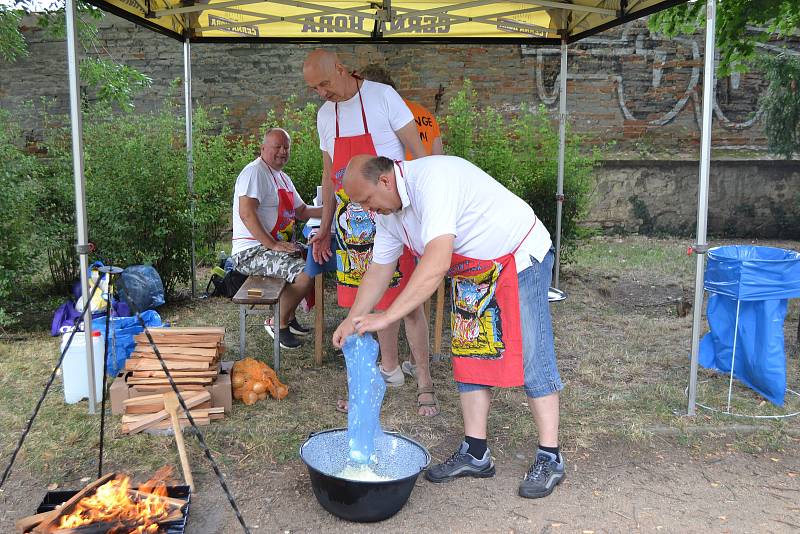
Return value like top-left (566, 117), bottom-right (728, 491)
top-left (332, 154), bottom-right (566, 499)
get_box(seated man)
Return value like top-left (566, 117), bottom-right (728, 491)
top-left (231, 127), bottom-right (322, 349)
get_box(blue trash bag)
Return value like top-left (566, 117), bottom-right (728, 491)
top-left (342, 333), bottom-right (386, 465)
top-left (92, 310), bottom-right (162, 376)
top-left (118, 265), bottom-right (165, 312)
top-left (699, 246), bottom-right (800, 406)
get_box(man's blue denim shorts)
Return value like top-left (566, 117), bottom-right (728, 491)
top-left (456, 250), bottom-right (563, 399)
top-left (304, 233), bottom-right (337, 277)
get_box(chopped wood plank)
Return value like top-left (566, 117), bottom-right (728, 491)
top-left (145, 327), bottom-right (225, 335)
top-left (132, 384), bottom-right (206, 392)
top-left (130, 352), bottom-right (217, 363)
top-left (122, 417), bottom-right (210, 433)
top-left (32, 473), bottom-right (116, 533)
top-left (131, 369), bottom-right (219, 378)
top-left (126, 377), bottom-right (213, 385)
top-left (127, 489), bottom-right (186, 509)
top-left (123, 391), bottom-right (209, 434)
top-left (133, 335), bottom-right (222, 347)
top-left (16, 510), bottom-right (58, 533)
top-left (133, 345), bottom-right (219, 357)
top-left (125, 360), bottom-right (210, 371)
top-left (122, 393), bottom-right (168, 406)
top-left (124, 401), bottom-right (211, 415)
top-left (122, 408), bottom-right (219, 424)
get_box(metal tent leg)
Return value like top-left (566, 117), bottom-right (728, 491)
top-left (554, 38), bottom-right (568, 289)
top-left (184, 38), bottom-right (197, 298)
top-left (687, 0), bottom-right (717, 416)
top-left (66, 0), bottom-right (96, 414)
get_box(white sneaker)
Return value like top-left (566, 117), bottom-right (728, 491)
top-left (379, 364), bottom-right (405, 387)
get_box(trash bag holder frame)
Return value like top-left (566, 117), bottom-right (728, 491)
top-left (694, 245), bottom-right (800, 420)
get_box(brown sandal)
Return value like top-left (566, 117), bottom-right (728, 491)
top-left (417, 385), bottom-right (439, 417)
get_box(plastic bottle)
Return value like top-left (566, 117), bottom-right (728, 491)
top-left (60, 330), bottom-right (105, 404)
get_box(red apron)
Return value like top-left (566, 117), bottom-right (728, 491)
top-left (266, 165), bottom-right (296, 242)
top-left (396, 161), bottom-right (531, 387)
top-left (331, 80), bottom-right (414, 310)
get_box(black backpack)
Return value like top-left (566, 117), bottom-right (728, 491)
top-left (206, 268), bottom-right (248, 298)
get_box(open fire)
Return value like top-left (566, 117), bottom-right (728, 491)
top-left (58, 475), bottom-right (171, 532)
top-left (17, 468), bottom-right (190, 534)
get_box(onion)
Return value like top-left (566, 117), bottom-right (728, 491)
top-left (243, 391), bottom-right (259, 405)
top-left (252, 381), bottom-right (267, 394)
top-left (232, 374), bottom-right (246, 388)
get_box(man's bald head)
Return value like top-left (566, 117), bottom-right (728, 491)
top-left (303, 49), bottom-right (339, 75)
top-left (303, 49), bottom-right (358, 103)
top-left (343, 156), bottom-right (401, 215)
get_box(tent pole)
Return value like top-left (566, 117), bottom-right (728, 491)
top-left (687, 0), bottom-right (717, 416)
top-left (554, 37), bottom-right (567, 289)
top-left (184, 38), bottom-right (197, 298)
top-left (66, 0), bottom-right (96, 414)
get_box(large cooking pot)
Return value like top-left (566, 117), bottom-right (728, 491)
top-left (299, 428), bottom-right (430, 522)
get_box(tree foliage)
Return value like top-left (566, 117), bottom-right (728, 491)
top-left (0, 0), bottom-right (150, 110)
top-left (441, 80), bottom-right (601, 258)
top-left (760, 53), bottom-right (800, 158)
top-left (649, 0), bottom-right (800, 77)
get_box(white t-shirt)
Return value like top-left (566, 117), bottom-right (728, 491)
top-left (317, 80), bottom-right (414, 163)
top-left (372, 156), bottom-right (552, 273)
top-left (231, 158), bottom-right (304, 256)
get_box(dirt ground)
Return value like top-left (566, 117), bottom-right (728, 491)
top-left (3, 434), bottom-right (799, 533)
top-left (2, 237), bottom-right (799, 533)
top-left (172, 436), bottom-right (800, 533)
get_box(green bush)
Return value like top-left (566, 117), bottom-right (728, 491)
top-left (441, 80), bottom-right (600, 257)
top-left (193, 106), bottom-right (257, 262)
top-left (0, 110), bottom-right (39, 326)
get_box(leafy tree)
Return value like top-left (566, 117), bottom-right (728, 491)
top-left (759, 53), bottom-right (800, 158)
top-left (649, 0), bottom-right (800, 159)
top-left (648, 0), bottom-right (800, 77)
top-left (0, 0), bottom-right (151, 110)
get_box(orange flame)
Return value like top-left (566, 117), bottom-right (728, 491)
top-left (58, 468), bottom-right (177, 533)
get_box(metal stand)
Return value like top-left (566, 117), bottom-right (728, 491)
top-left (96, 265), bottom-right (123, 478)
top-left (692, 299), bottom-right (800, 420)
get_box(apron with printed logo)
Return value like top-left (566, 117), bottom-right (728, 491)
top-left (396, 161), bottom-right (532, 387)
top-left (266, 165), bottom-right (296, 242)
top-left (331, 81), bottom-right (414, 309)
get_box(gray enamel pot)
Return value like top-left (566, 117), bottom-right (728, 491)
top-left (299, 428), bottom-right (430, 522)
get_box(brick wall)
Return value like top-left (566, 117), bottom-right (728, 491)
top-left (2, 14), bottom-right (798, 236)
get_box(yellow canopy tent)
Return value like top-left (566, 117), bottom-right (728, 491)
top-left (65, 0), bottom-right (718, 419)
top-left (85, 0), bottom-right (688, 42)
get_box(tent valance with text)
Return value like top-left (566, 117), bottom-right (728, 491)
top-left (87, 0), bottom-right (687, 43)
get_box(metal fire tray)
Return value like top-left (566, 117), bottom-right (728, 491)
top-left (35, 485), bottom-right (191, 534)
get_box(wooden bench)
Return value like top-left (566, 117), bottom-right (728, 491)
top-left (232, 276), bottom-right (286, 371)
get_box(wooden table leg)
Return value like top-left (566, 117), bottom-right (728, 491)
top-left (273, 299), bottom-right (281, 372)
top-left (314, 273), bottom-right (324, 366)
top-left (238, 305), bottom-right (246, 359)
top-left (433, 279), bottom-right (445, 355)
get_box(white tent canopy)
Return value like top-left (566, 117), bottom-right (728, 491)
top-left (64, 0), bottom-right (716, 416)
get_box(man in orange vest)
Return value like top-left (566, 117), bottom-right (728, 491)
top-left (358, 64), bottom-right (444, 159)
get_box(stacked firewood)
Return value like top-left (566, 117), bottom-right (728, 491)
top-left (120, 390), bottom-right (224, 434)
top-left (124, 327), bottom-right (224, 392)
top-left (120, 327), bottom-right (226, 434)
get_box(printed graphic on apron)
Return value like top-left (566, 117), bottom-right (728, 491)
top-left (449, 260), bottom-right (505, 358)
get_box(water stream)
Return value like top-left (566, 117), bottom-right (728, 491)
top-left (339, 333), bottom-right (386, 470)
